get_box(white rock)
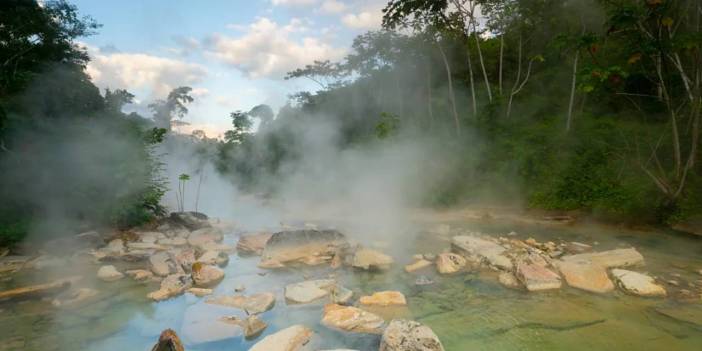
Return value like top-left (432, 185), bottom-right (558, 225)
top-left (97, 265), bottom-right (124, 282)
top-left (611, 269), bottom-right (666, 297)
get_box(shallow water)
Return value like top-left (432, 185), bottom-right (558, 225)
top-left (1, 218), bottom-right (702, 351)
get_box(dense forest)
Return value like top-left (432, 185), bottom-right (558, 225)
top-left (1, 0), bottom-right (702, 246)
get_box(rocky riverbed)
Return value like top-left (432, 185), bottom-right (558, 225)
top-left (1, 211), bottom-right (702, 350)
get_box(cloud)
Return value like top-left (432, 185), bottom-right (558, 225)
top-left (84, 46), bottom-right (207, 98)
top-left (271, 0), bottom-right (318, 5)
top-left (206, 17), bottom-right (346, 79)
top-left (321, 0), bottom-right (346, 13)
top-left (341, 7), bottom-right (383, 30)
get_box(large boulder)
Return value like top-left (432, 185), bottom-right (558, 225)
top-left (170, 211), bottom-right (211, 231)
top-left (97, 265), bottom-right (124, 282)
top-left (151, 329), bottom-right (185, 351)
top-left (560, 248), bottom-right (644, 268)
top-left (554, 260), bottom-right (614, 293)
top-left (321, 303), bottom-right (385, 334)
top-left (451, 235), bottom-right (513, 270)
top-left (147, 274), bottom-right (192, 301)
top-left (435, 253), bottom-right (467, 274)
top-left (351, 248), bottom-right (394, 271)
top-left (259, 229), bottom-right (348, 268)
top-left (285, 279), bottom-right (336, 304)
top-left (237, 232), bottom-right (273, 255)
top-left (249, 324), bottom-right (314, 351)
top-left (380, 319), bottom-right (444, 351)
top-left (207, 292), bottom-right (276, 314)
top-left (197, 250), bottom-right (229, 267)
top-left (359, 291), bottom-right (407, 306)
top-left (515, 261), bottom-right (561, 291)
top-left (191, 263), bottom-right (224, 287)
top-left (611, 269), bottom-right (666, 297)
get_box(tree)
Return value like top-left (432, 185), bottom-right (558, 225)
top-left (285, 60), bottom-right (343, 89)
top-left (148, 86), bottom-right (194, 131)
top-left (223, 111), bottom-right (253, 144)
top-left (104, 88), bottom-right (135, 113)
top-left (248, 104), bottom-right (274, 128)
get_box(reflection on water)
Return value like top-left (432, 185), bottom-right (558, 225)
top-left (1, 220), bottom-right (701, 350)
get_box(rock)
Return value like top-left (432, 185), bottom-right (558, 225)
top-left (380, 319), bottom-right (444, 351)
top-left (187, 288), bottom-right (213, 297)
top-left (188, 228), bottom-right (224, 250)
top-left (126, 242), bottom-right (165, 250)
top-left (125, 269), bottom-right (153, 281)
top-left (560, 248), bottom-right (644, 268)
top-left (170, 211), bottom-right (211, 231)
top-left (565, 242), bottom-right (592, 254)
top-left (435, 253), bottom-right (467, 274)
top-left (191, 263), bottom-right (224, 287)
top-left (611, 269), bottom-right (666, 297)
top-left (221, 314), bottom-right (268, 339)
top-left (404, 259), bottom-right (432, 273)
top-left (285, 279), bottom-right (336, 304)
top-left (330, 285), bottom-right (353, 304)
top-left (172, 248), bottom-right (197, 272)
top-left (359, 291), bottom-right (407, 306)
top-left (423, 253), bottom-right (437, 261)
top-left (415, 275), bottom-right (435, 286)
top-left (555, 260), bottom-right (614, 293)
top-left (351, 248), bottom-right (394, 270)
top-left (498, 272), bottom-right (521, 289)
top-left (515, 261), bottom-right (561, 291)
top-left (235, 284), bottom-right (246, 292)
top-left (93, 239), bottom-right (124, 261)
top-left (157, 237), bottom-right (188, 246)
top-left (51, 288), bottom-right (99, 308)
top-left (249, 324), bottom-right (314, 351)
top-left (525, 238), bottom-right (538, 246)
top-left (149, 252), bottom-right (179, 277)
top-left (451, 235), bottom-right (513, 270)
top-left (181, 303), bottom-right (242, 344)
top-left (197, 250), bottom-right (229, 267)
top-left (97, 265), bottom-right (124, 282)
top-left (321, 303), bottom-right (385, 334)
top-left (237, 232), bottom-right (273, 255)
top-left (0, 276), bottom-right (79, 300)
top-left (151, 329), bottom-right (185, 351)
top-left (148, 274), bottom-right (192, 301)
top-left (207, 292), bottom-right (276, 314)
top-left (259, 229), bottom-right (348, 268)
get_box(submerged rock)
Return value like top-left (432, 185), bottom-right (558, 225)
top-left (207, 292), bottom-right (276, 314)
top-left (285, 279), bottom-right (336, 304)
top-left (451, 235), bottom-right (513, 270)
top-left (191, 263), bottom-right (224, 287)
top-left (498, 272), bottom-right (521, 289)
top-left (148, 274), bottom-right (192, 301)
top-left (259, 229), bottom-right (348, 268)
top-left (435, 253), bottom-right (467, 274)
top-left (515, 261), bottom-right (561, 291)
top-left (560, 248), bottom-right (644, 268)
top-left (611, 269), bottom-right (666, 297)
top-left (237, 232), bottom-right (273, 255)
top-left (555, 260), bottom-right (614, 294)
top-left (415, 275), bottom-right (435, 286)
top-left (249, 324), bottom-right (314, 351)
top-left (321, 303), bottom-right (385, 334)
top-left (0, 276), bottom-right (79, 301)
top-left (151, 329), bottom-right (185, 351)
top-left (330, 285), bottom-right (354, 305)
top-left (181, 303), bottom-right (243, 344)
top-left (351, 248), bottom-right (394, 270)
top-left (221, 314), bottom-right (268, 339)
top-left (380, 319), bottom-right (444, 351)
top-left (51, 288), bottom-right (99, 308)
top-left (359, 291), bottom-right (407, 306)
top-left (404, 259), bottom-right (432, 273)
top-left (97, 265), bottom-right (124, 282)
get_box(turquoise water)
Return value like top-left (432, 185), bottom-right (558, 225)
top-left (1, 219), bottom-right (701, 350)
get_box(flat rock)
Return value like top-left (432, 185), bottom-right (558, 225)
top-left (330, 285), bottom-right (353, 305)
top-left (125, 269), bottom-right (153, 281)
top-left (380, 319), bottom-right (444, 351)
top-left (187, 288), bottom-right (213, 297)
top-left (611, 269), bottom-right (666, 297)
top-left (188, 228), bottom-right (224, 250)
top-left (451, 235), bottom-right (512, 270)
top-left (498, 272), bottom-right (521, 289)
top-left (97, 265), bottom-right (124, 282)
top-left (404, 259), bottom-right (432, 273)
top-left (192, 263), bottom-right (224, 287)
top-left (259, 229), bottom-right (348, 268)
top-left (157, 237), bottom-right (188, 246)
top-left (285, 279), bottom-right (336, 304)
top-left (207, 292), bottom-right (276, 314)
top-left (561, 248), bottom-right (644, 268)
top-left (565, 242), bottom-right (592, 254)
top-left (149, 252), bottom-right (179, 277)
top-left (197, 250), bottom-right (229, 267)
top-left (249, 324), bottom-right (314, 351)
top-left (148, 274), bottom-right (192, 301)
top-left (516, 262), bottom-right (561, 291)
top-left (435, 253), bottom-right (467, 274)
top-left (220, 314), bottom-right (268, 340)
top-left (555, 260), bottom-right (614, 293)
top-left (351, 248), bottom-right (394, 270)
top-left (359, 291), bottom-right (407, 306)
top-left (321, 303), bottom-right (385, 334)
top-left (237, 232), bottom-right (273, 255)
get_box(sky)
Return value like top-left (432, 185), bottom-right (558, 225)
top-left (72, 0), bottom-right (387, 138)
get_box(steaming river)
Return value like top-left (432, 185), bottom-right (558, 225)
top-left (1, 216), bottom-right (702, 350)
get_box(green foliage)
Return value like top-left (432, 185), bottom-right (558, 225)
top-left (375, 112), bottom-right (401, 139)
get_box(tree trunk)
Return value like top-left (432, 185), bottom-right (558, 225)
top-left (473, 21), bottom-right (492, 102)
top-left (566, 50), bottom-right (580, 132)
top-left (466, 41), bottom-right (478, 117)
top-left (438, 43), bottom-right (461, 135)
top-left (506, 36), bottom-right (523, 118)
top-left (498, 34), bottom-right (504, 96)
